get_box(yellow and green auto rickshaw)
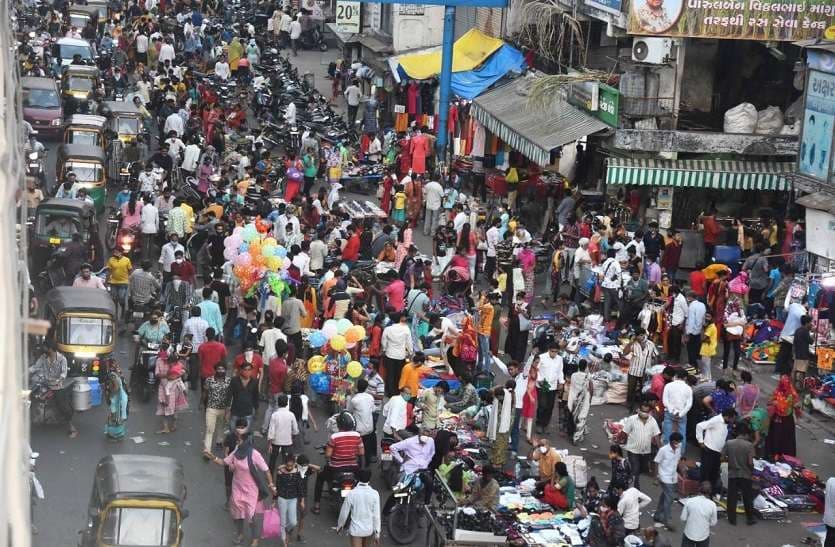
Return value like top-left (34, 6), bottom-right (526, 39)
top-left (55, 143), bottom-right (107, 212)
top-left (28, 198), bottom-right (102, 274)
top-left (42, 287), bottom-right (115, 377)
top-left (64, 114), bottom-right (107, 148)
top-left (79, 455), bottom-right (189, 547)
top-left (62, 64), bottom-right (103, 113)
top-left (67, 5), bottom-right (100, 33)
top-left (100, 100), bottom-right (145, 145)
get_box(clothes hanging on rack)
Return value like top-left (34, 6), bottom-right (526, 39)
top-left (406, 81), bottom-right (419, 115)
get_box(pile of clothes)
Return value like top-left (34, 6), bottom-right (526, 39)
top-left (751, 455), bottom-right (825, 513)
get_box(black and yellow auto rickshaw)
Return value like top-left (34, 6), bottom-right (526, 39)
top-left (64, 114), bottom-right (107, 148)
top-left (29, 198), bottom-right (102, 274)
top-left (55, 144), bottom-right (108, 212)
top-left (43, 287), bottom-right (115, 377)
top-left (79, 455), bottom-right (188, 547)
top-left (62, 65), bottom-right (103, 114)
top-left (100, 101), bottom-right (145, 145)
top-left (67, 5), bottom-right (100, 33)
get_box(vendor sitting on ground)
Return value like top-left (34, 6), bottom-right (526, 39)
top-left (531, 437), bottom-right (562, 486)
top-left (461, 389), bottom-right (493, 431)
top-left (542, 462), bottom-right (575, 510)
top-left (446, 372), bottom-right (479, 413)
top-left (466, 464), bottom-right (500, 511)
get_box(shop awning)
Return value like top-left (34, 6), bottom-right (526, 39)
top-left (395, 28), bottom-right (503, 81)
top-left (796, 191), bottom-right (835, 215)
top-left (605, 158), bottom-right (794, 191)
top-left (470, 75), bottom-right (610, 166)
top-left (450, 44), bottom-right (526, 99)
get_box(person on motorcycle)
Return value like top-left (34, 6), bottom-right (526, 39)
top-left (72, 263), bottom-right (107, 290)
top-left (128, 260), bottom-right (161, 309)
top-left (138, 312), bottom-right (170, 345)
top-left (30, 345), bottom-right (78, 438)
top-left (312, 411), bottom-right (364, 515)
top-left (389, 424), bottom-right (436, 478)
top-left (110, 66), bottom-right (128, 95)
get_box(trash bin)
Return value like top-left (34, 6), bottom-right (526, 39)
top-left (72, 378), bottom-right (92, 412)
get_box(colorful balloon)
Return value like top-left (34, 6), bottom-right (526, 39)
top-left (330, 334), bottom-right (346, 351)
top-left (276, 246), bottom-right (288, 259)
top-left (308, 330), bottom-right (327, 348)
top-left (223, 247), bottom-right (238, 261)
top-left (346, 325), bottom-right (366, 343)
top-left (308, 372), bottom-right (330, 394)
top-left (234, 253), bottom-right (252, 267)
top-left (321, 319), bottom-right (338, 339)
top-left (307, 355), bottom-right (326, 373)
top-left (346, 361), bottom-right (363, 378)
top-left (336, 318), bottom-right (353, 335)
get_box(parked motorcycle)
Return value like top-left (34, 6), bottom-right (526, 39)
top-left (386, 472), bottom-right (425, 545)
top-left (131, 340), bottom-right (159, 403)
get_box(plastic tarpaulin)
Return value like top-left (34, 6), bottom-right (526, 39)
top-left (396, 28), bottom-right (504, 81)
top-left (450, 44), bottom-right (526, 99)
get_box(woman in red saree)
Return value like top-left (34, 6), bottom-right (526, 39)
top-left (380, 171), bottom-right (396, 214)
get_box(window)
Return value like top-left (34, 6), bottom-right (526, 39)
top-left (67, 77), bottom-right (94, 91)
top-left (23, 89), bottom-right (61, 109)
top-left (59, 316), bottom-right (113, 346)
top-left (36, 210), bottom-right (81, 238)
top-left (70, 130), bottom-right (99, 146)
top-left (66, 161), bottom-right (103, 182)
top-left (100, 507), bottom-right (178, 546)
top-left (116, 117), bottom-right (140, 134)
top-left (380, 3), bottom-right (393, 36)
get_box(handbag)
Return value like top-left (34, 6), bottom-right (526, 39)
top-left (261, 507), bottom-right (282, 539)
top-left (246, 451), bottom-right (272, 501)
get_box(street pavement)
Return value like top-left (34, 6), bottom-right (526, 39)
top-left (30, 48), bottom-right (835, 547)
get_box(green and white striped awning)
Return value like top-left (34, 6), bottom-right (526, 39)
top-left (471, 75), bottom-right (609, 167)
top-left (606, 158), bottom-right (794, 191)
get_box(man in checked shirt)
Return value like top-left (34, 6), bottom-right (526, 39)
top-left (128, 260), bottom-right (160, 314)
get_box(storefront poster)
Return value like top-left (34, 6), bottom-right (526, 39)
top-left (805, 209), bottom-right (835, 261)
top-left (567, 82), bottom-right (620, 128)
top-left (626, 0), bottom-right (835, 41)
top-left (799, 70), bottom-right (835, 182)
top-left (335, 0), bottom-right (361, 33)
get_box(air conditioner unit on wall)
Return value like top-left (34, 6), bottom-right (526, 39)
top-left (632, 37), bottom-right (674, 64)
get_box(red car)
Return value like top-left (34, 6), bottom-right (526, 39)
top-left (22, 76), bottom-right (64, 138)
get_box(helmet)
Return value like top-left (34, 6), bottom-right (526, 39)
top-left (335, 411), bottom-right (355, 432)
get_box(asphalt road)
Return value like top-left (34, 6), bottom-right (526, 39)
top-left (30, 48), bottom-right (835, 547)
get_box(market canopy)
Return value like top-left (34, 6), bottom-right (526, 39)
top-left (470, 74), bottom-right (610, 166)
top-left (605, 158), bottom-right (794, 191)
top-left (395, 28), bottom-right (504, 81)
top-left (450, 44), bottom-right (526, 100)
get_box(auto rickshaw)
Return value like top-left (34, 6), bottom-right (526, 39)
top-left (79, 455), bottom-right (188, 547)
top-left (28, 198), bottom-right (102, 274)
top-left (64, 114), bottom-right (107, 147)
top-left (55, 143), bottom-right (107, 212)
top-left (42, 287), bottom-right (115, 377)
top-left (62, 65), bottom-right (103, 114)
top-left (100, 101), bottom-right (146, 145)
top-left (67, 5), bottom-right (100, 33)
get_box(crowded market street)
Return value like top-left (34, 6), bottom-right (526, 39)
top-left (12, 1), bottom-right (835, 546)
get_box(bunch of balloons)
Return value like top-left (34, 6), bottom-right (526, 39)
top-left (223, 221), bottom-right (292, 294)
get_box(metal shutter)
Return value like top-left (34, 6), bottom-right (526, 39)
top-left (454, 7), bottom-right (477, 40)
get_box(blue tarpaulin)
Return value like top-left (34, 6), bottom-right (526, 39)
top-left (450, 44), bottom-right (526, 99)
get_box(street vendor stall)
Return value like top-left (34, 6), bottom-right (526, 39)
top-left (338, 200), bottom-right (388, 222)
top-left (340, 163), bottom-right (384, 194)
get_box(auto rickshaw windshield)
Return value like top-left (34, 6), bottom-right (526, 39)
top-left (59, 316), bottom-right (113, 346)
top-left (66, 161), bottom-right (103, 182)
top-left (117, 117), bottom-right (140, 134)
top-left (36, 210), bottom-right (81, 238)
top-left (70, 130), bottom-right (99, 146)
top-left (100, 506), bottom-right (178, 546)
top-left (68, 76), bottom-right (95, 91)
top-left (69, 14), bottom-right (91, 28)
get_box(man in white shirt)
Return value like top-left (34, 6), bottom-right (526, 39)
top-left (600, 248), bottom-right (623, 321)
top-left (135, 32), bottom-right (149, 62)
top-left (484, 219), bottom-right (501, 274)
top-left (181, 140), bottom-right (201, 175)
top-left (662, 368), bottom-right (693, 453)
top-left (423, 178), bottom-right (444, 237)
top-left (164, 111), bottom-right (184, 138)
top-left (258, 316), bottom-right (287, 363)
top-left (158, 233), bottom-right (185, 282)
top-left (382, 386), bottom-right (412, 437)
top-left (289, 15), bottom-right (302, 55)
top-left (284, 100), bottom-right (297, 126)
top-left (279, 10), bottom-right (292, 48)
top-left (669, 286), bottom-right (688, 362)
top-left (181, 306), bottom-right (208, 350)
top-left (138, 165), bottom-right (157, 195)
top-left (680, 482), bottom-right (717, 546)
top-left (266, 393), bottom-right (299, 470)
top-left (214, 56), bottom-right (231, 80)
top-left (453, 205), bottom-right (468, 233)
top-left (508, 361), bottom-right (526, 454)
top-left (337, 469), bottom-right (381, 543)
top-left (614, 482), bottom-right (652, 535)
top-left (308, 235), bottom-right (328, 272)
top-left (696, 408), bottom-right (736, 496)
top-left (535, 344), bottom-right (564, 435)
top-left (824, 477), bottom-right (835, 545)
top-left (653, 431), bottom-right (683, 530)
top-left (343, 80), bottom-right (362, 127)
top-left (348, 379), bottom-right (377, 464)
top-left (381, 312), bottom-right (413, 397)
top-left (158, 38), bottom-right (176, 65)
top-left (622, 401), bottom-right (661, 490)
top-left (139, 199), bottom-right (159, 261)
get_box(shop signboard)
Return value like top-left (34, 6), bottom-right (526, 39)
top-left (799, 69), bottom-right (835, 183)
top-left (585, 0), bottom-right (623, 16)
top-left (806, 209), bottom-right (835, 260)
top-left (568, 82), bottom-right (620, 127)
top-left (626, 0), bottom-right (835, 41)
top-left (335, 0), bottom-right (361, 33)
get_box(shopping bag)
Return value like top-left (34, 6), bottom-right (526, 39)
top-left (261, 507), bottom-right (282, 539)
